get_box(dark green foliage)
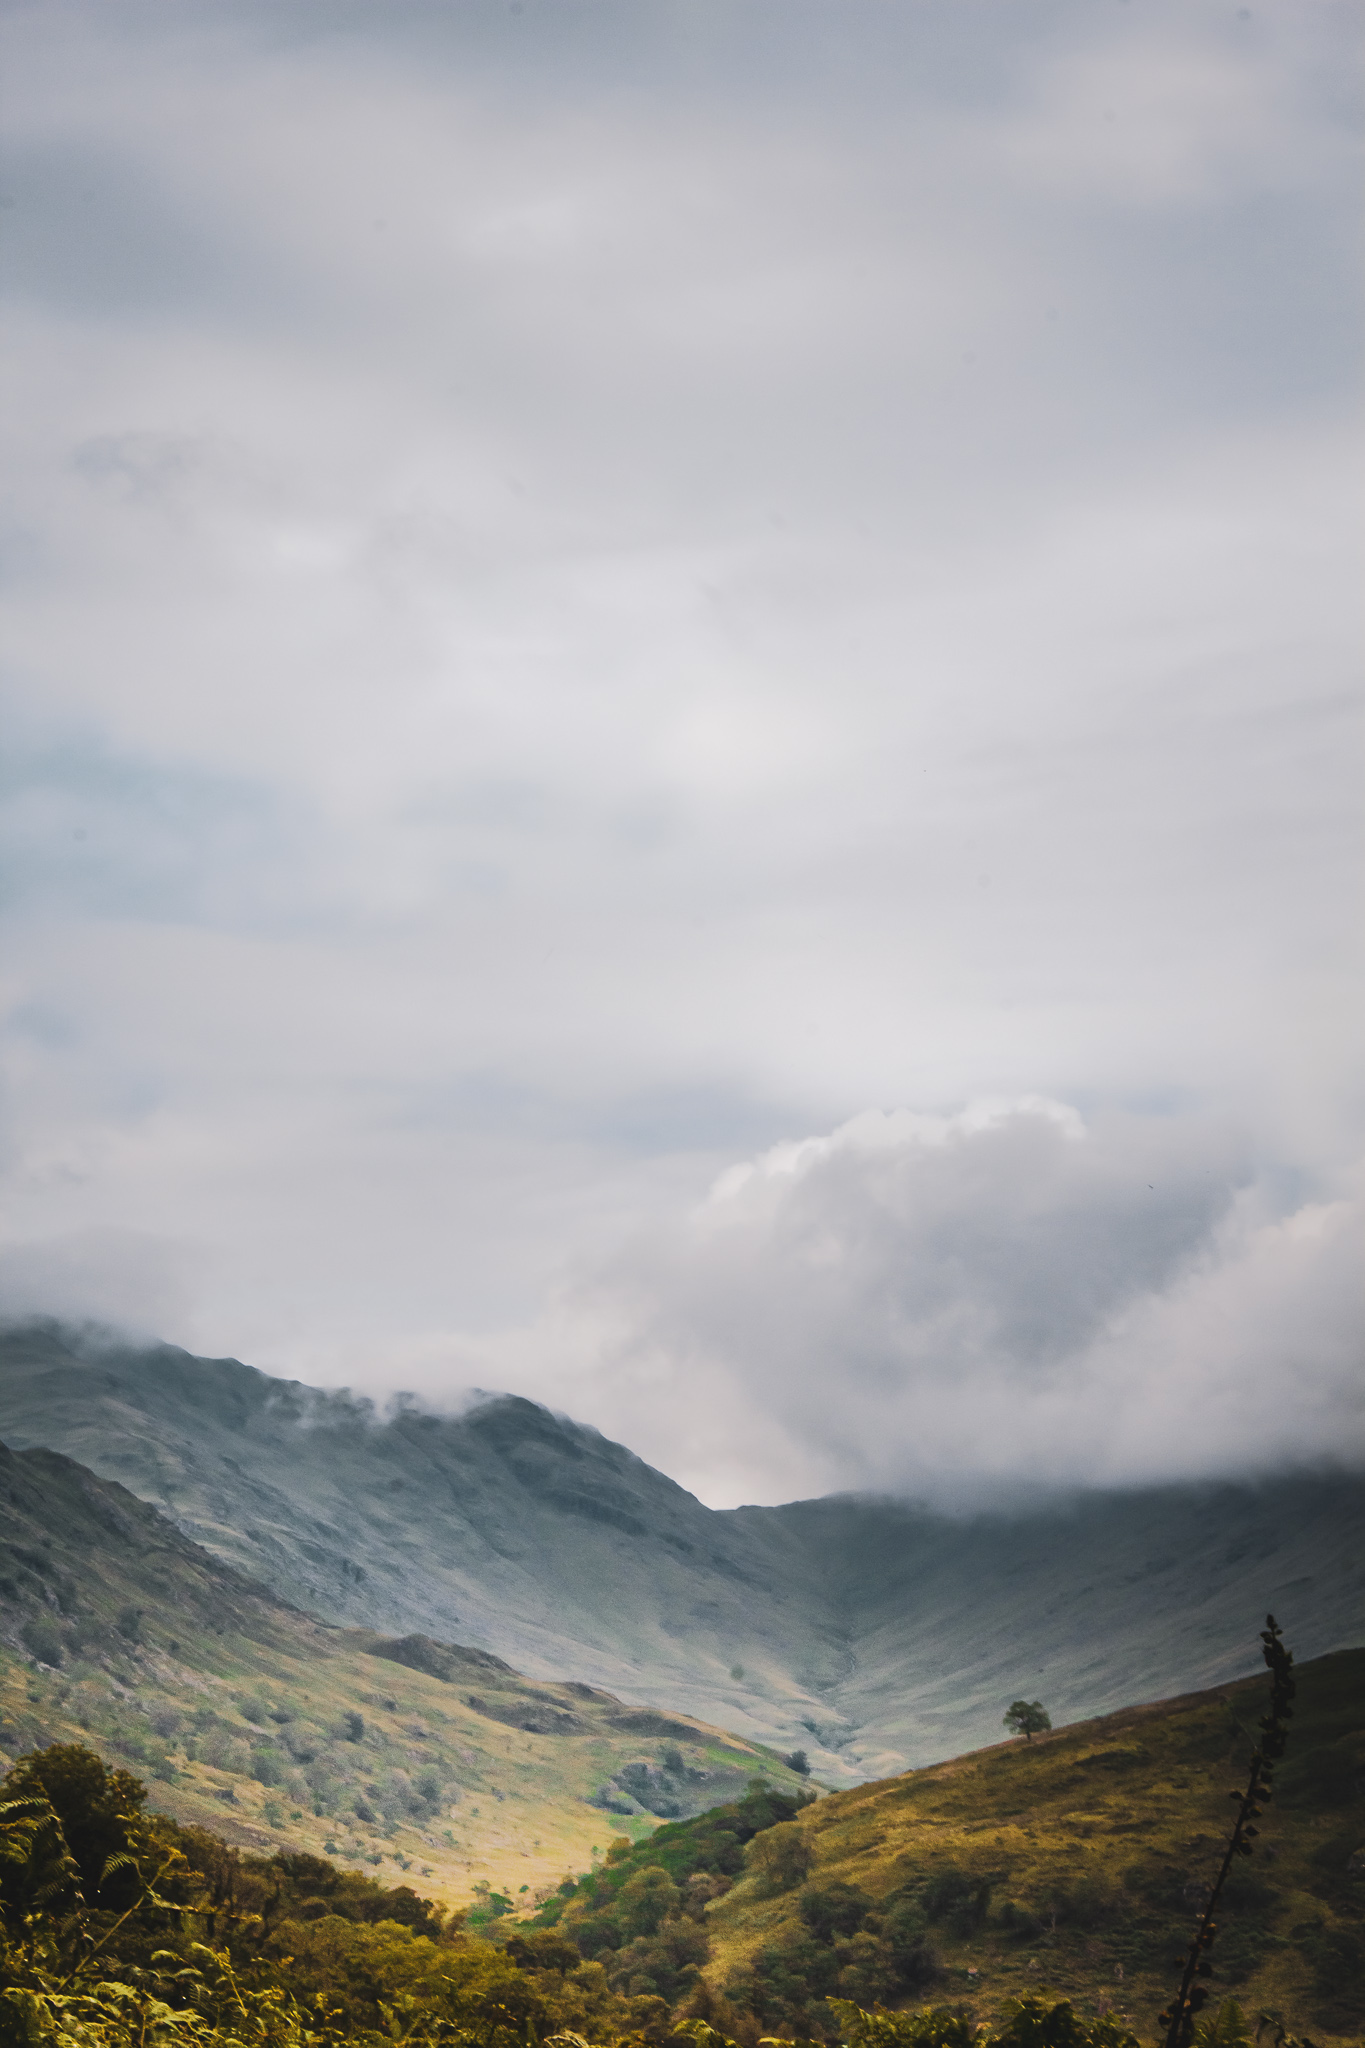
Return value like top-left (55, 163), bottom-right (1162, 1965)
top-left (798, 1881), bottom-right (871, 1942)
top-left (922, 1863), bottom-right (992, 1936)
top-left (18, 1621), bottom-right (63, 1669)
top-left (1, 1742), bottom-right (150, 1909)
top-left (881, 1897), bottom-right (939, 1986)
top-left (601, 1912), bottom-right (708, 2003)
top-left (502, 1926), bottom-right (582, 1975)
top-left (725, 1876), bottom-right (942, 2029)
top-left (1004, 1701), bottom-right (1051, 1741)
top-left (827, 1997), bottom-right (982, 2048)
top-left (990, 1993), bottom-right (1141, 2048)
top-left (0, 1741), bottom-right (684, 2048)
top-left (995, 1898), bottom-right (1044, 1940)
top-left (1043, 1873), bottom-right (1115, 1930)
top-left (747, 1822), bottom-right (813, 1896)
top-left (1188, 2000), bottom-right (1254, 2048)
top-left (1308, 1920), bottom-right (1364, 2004)
top-left (535, 1777), bottom-right (815, 2020)
top-left (784, 1750), bottom-right (811, 1777)
top-left (727, 1934), bottom-right (839, 2027)
top-left (618, 1866), bottom-right (681, 1938)
top-left (1276, 1737), bottom-right (1362, 1811)
top-left (831, 1928), bottom-right (902, 2007)
top-left (540, 1777), bottom-right (814, 1931)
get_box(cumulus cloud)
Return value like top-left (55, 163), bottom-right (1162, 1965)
top-left (498, 1101), bottom-right (1362, 1505)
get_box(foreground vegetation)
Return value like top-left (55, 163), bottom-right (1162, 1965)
top-left (2, 1635), bottom-right (1357, 2048)
top-left (0, 1736), bottom-right (1347, 2048)
top-left (687, 1647), bottom-right (1362, 2045)
top-left (0, 1743), bottom-right (802, 2048)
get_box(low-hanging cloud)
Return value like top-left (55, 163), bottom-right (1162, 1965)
top-left (0, 1227), bottom-right (203, 1343)
top-left (524, 1100), bottom-right (1363, 1506)
top-left (0, 3), bottom-right (1360, 1502)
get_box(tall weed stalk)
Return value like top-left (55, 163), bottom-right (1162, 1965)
top-left (1159, 1616), bottom-right (1295, 2048)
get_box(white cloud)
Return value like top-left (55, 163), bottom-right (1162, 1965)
top-left (0, 0), bottom-right (1359, 1502)
top-left (0, 1228), bottom-right (203, 1342)
top-left (483, 1102), bottom-right (1361, 1506)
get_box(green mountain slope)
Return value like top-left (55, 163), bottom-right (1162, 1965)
top-left (0, 1434), bottom-right (809, 1908)
top-left (2, 1319), bottom-right (1362, 1779)
top-left (536, 1648), bottom-right (1365, 2046)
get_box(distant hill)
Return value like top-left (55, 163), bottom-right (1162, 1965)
top-left (2, 1318), bottom-right (1362, 1778)
top-left (0, 1430), bottom-right (806, 1906)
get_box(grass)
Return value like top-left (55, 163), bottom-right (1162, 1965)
top-left (701, 1647), bottom-right (1365, 2045)
top-left (0, 1634), bottom-right (808, 1910)
top-left (0, 1441), bottom-right (811, 1912)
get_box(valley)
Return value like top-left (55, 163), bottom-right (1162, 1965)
top-left (0, 1435), bottom-right (809, 1907)
top-left (0, 1317), bottom-right (1360, 2043)
top-left (2, 1320), bottom-right (1362, 1780)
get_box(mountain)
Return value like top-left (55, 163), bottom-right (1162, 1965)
top-left (2, 1319), bottom-right (1362, 1779)
top-left (0, 1431), bottom-right (808, 1906)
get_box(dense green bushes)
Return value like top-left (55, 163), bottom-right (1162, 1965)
top-left (0, 1746), bottom-right (834, 2048)
top-left (721, 1868), bottom-right (944, 2034)
top-left (0, 1744), bottom-right (664, 2048)
top-left (0, 1736), bottom-right (1339, 2048)
top-left (531, 1782), bottom-right (813, 2012)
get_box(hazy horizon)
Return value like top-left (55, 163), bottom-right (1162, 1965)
top-left (1, 0), bottom-right (1361, 1508)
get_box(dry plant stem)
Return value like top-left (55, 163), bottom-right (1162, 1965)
top-left (1160, 1615), bottom-right (1296, 2048)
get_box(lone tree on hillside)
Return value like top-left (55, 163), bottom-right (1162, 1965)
top-left (1004, 1699), bottom-right (1051, 1741)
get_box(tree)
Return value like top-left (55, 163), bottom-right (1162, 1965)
top-left (783, 1748), bottom-right (811, 1777)
top-left (2, 1744), bottom-right (151, 1906)
top-left (745, 1820), bottom-right (812, 1896)
top-left (1003, 1700), bottom-right (1051, 1741)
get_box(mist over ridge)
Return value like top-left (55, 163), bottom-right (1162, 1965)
top-left (1, 1), bottom-right (1359, 1522)
top-left (2, 1317), bottom-right (1361, 1784)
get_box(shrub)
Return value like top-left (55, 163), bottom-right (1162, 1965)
top-left (746, 1820), bottom-right (812, 1895)
top-left (616, 1865), bottom-right (681, 1939)
top-left (1046, 1873), bottom-right (1115, 1930)
top-left (2, 1743), bottom-right (150, 1907)
top-left (799, 1881), bottom-right (872, 1941)
top-left (20, 1619), bottom-right (64, 1667)
top-left (922, 1864), bottom-right (992, 1936)
top-left (997, 1898), bottom-right (1045, 1940)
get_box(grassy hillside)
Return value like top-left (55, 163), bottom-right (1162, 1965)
top-left (693, 1646), bottom-right (1364, 2045)
top-left (0, 1321), bottom-right (855, 1773)
top-left (0, 1436), bottom-right (810, 1910)
top-left (4, 1322), bottom-right (1363, 1780)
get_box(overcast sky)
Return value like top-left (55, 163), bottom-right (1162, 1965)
top-left (1, 0), bottom-right (1361, 1507)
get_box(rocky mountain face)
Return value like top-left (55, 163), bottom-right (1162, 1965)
top-left (2, 1319), bottom-right (1362, 1780)
top-left (0, 1427), bottom-right (802, 1897)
